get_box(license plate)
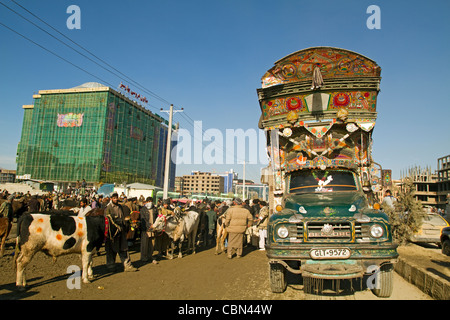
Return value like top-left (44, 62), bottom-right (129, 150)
top-left (310, 248), bottom-right (351, 259)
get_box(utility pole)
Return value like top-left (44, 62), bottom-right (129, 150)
top-left (242, 160), bottom-right (246, 200)
top-left (160, 104), bottom-right (183, 200)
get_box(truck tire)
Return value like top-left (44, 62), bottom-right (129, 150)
top-left (371, 264), bottom-right (394, 298)
top-left (269, 263), bottom-right (287, 293)
top-left (442, 239), bottom-right (450, 256)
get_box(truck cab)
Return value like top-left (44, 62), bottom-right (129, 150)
top-left (267, 168), bottom-right (398, 297)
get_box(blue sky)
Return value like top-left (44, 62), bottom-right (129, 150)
top-left (0, 0), bottom-right (449, 182)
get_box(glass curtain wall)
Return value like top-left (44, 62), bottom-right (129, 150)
top-left (17, 87), bottom-right (173, 186)
top-left (17, 91), bottom-right (108, 182)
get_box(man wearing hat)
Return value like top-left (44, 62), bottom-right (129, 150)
top-left (224, 198), bottom-right (253, 259)
top-left (159, 199), bottom-right (174, 216)
top-left (104, 193), bottom-right (137, 272)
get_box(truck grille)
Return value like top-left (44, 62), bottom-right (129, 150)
top-left (354, 222), bottom-right (370, 242)
top-left (288, 223), bottom-right (304, 242)
top-left (306, 221), bottom-right (352, 241)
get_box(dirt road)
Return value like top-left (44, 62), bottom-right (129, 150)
top-left (0, 237), bottom-right (431, 301)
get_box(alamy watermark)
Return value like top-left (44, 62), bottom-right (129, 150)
top-left (66, 5), bottom-right (81, 30)
top-left (65, 5), bottom-right (381, 31)
top-left (366, 265), bottom-right (381, 290)
top-left (366, 5), bottom-right (381, 30)
top-left (172, 121), bottom-right (269, 166)
top-left (66, 265), bottom-right (81, 289)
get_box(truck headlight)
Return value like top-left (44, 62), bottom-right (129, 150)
top-left (369, 224), bottom-right (384, 238)
top-left (277, 226), bottom-right (289, 238)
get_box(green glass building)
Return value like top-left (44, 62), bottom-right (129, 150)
top-left (17, 82), bottom-right (177, 189)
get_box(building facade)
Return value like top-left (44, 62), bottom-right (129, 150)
top-left (16, 82), bottom-right (176, 189)
top-left (0, 169), bottom-right (16, 183)
top-left (181, 171), bottom-right (224, 196)
top-left (437, 155), bottom-right (450, 208)
top-left (217, 169), bottom-right (238, 193)
top-left (401, 166), bottom-right (438, 207)
top-left (174, 176), bottom-right (184, 194)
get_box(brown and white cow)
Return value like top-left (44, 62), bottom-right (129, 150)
top-left (15, 212), bottom-right (110, 290)
top-left (151, 207), bottom-right (200, 259)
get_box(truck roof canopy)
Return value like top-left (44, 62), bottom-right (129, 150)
top-left (261, 47), bottom-right (381, 88)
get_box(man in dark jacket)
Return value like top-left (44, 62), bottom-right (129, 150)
top-left (104, 193), bottom-right (137, 272)
top-left (206, 205), bottom-right (218, 246)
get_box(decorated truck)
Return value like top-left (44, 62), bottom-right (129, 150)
top-left (257, 47), bottom-right (398, 297)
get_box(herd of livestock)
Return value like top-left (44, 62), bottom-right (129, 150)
top-left (0, 191), bottom-right (247, 290)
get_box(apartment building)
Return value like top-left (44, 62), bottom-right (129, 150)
top-left (181, 171), bottom-right (224, 195)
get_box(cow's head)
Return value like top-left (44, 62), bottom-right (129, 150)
top-left (149, 214), bottom-right (167, 233)
top-left (150, 214), bottom-right (183, 238)
top-left (130, 211), bottom-right (140, 231)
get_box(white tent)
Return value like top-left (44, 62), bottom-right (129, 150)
top-left (114, 183), bottom-right (162, 199)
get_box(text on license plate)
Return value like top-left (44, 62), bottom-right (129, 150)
top-left (310, 248), bottom-right (351, 259)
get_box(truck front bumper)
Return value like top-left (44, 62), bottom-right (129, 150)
top-left (266, 243), bottom-right (398, 278)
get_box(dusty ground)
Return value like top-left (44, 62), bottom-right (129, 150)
top-left (0, 183), bottom-right (45, 196)
top-left (0, 238), bottom-right (299, 300)
top-left (0, 230), bottom-right (436, 301)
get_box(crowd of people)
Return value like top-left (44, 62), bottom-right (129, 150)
top-left (136, 196), bottom-right (270, 261)
top-left (0, 185), bottom-right (270, 272)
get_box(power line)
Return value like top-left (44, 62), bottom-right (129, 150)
top-left (1, 0), bottom-right (169, 111)
top-left (3, 0), bottom-right (238, 156)
top-left (2, 2), bottom-right (262, 179)
top-left (2, 0), bottom-right (246, 163)
top-left (0, 19), bottom-right (261, 179)
top-left (9, 0), bottom-right (172, 107)
top-left (0, 21), bottom-right (117, 88)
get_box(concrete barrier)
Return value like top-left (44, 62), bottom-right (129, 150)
top-left (395, 257), bottom-right (450, 300)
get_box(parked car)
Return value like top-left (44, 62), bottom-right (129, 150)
top-left (441, 227), bottom-right (450, 256)
top-left (409, 213), bottom-right (450, 246)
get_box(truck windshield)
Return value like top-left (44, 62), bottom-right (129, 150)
top-left (289, 170), bottom-right (358, 193)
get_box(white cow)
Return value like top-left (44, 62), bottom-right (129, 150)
top-left (151, 207), bottom-right (200, 259)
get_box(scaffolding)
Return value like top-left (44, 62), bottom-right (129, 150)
top-left (17, 84), bottom-right (175, 187)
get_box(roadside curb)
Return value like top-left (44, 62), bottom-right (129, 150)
top-left (394, 257), bottom-right (450, 300)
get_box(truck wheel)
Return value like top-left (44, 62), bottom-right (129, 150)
top-left (442, 239), bottom-right (450, 256)
top-left (371, 264), bottom-right (394, 298)
top-left (269, 263), bottom-right (287, 293)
